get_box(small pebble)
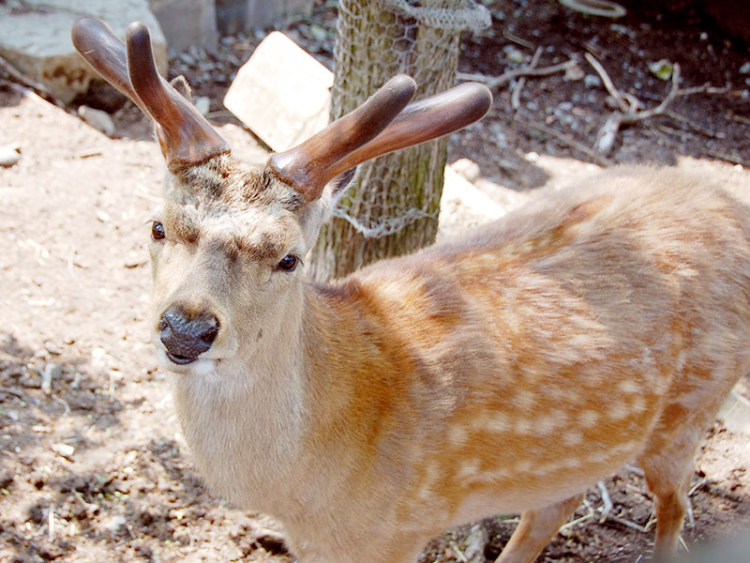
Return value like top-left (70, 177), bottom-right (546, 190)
top-left (0, 144), bottom-right (21, 167)
top-left (565, 62), bottom-right (585, 81)
top-left (78, 105), bottom-right (116, 137)
top-left (584, 74), bottom-right (602, 89)
top-left (50, 443), bottom-right (75, 460)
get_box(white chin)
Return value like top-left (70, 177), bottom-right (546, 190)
top-left (155, 349), bottom-right (217, 376)
top-left (191, 358), bottom-right (218, 375)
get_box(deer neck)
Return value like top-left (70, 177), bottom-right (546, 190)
top-left (170, 277), bottom-right (382, 509)
top-left (170, 287), bottom-right (311, 510)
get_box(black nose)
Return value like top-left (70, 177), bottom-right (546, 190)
top-left (159, 305), bottom-right (219, 364)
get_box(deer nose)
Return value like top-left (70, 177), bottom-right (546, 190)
top-left (159, 305), bottom-right (220, 364)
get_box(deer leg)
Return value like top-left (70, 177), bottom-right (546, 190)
top-left (637, 438), bottom-right (696, 560)
top-left (638, 452), bottom-right (693, 560)
top-left (495, 493), bottom-right (584, 563)
top-left (637, 378), bottom-right (738, 561)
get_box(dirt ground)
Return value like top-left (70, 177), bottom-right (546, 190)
top-left (1, 1), bottom-right (749, 562)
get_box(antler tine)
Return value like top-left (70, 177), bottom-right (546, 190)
top-left (269, 75), bottom-right (418, 203)
top-left (325, 82), bottom-right (492, 181)
top-left (71, 17), bottom-right (149, 116)
top-left (125, 22), bottom-right (229, 169)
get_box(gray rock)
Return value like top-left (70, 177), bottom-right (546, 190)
top-left (0, 0), bottom-right (167, 104)
top-left (151, 0), bottom-right (218, 52)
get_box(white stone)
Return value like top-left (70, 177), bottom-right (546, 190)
top-left (0, 0), bottom-right (167, 103)
top-left (0, 145), bottom-right (22, 168)
top-left (223, 31), bottom-right (333, 152)
top-left (78, 105), bottom-right (116, 136)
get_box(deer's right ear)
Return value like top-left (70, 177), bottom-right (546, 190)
top-left (169, 75), bottom-right (194, 103)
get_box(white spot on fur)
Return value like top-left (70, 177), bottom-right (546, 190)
top-left (563, 429), bottom-right (583, 446)
top-left (608, 403), bottom-right (629, 421)
top-left (578, 409), bottom-right (600, 428)
top-left (483, 412), bottom-right (511, 433)
top-left (514, 459), bottom-right (532, 473)
top-left (617, 379), bottom-right (640, 395)
top-left (456, 458), bottom-right (481, 480)
top-left (514, 418), bottom-right (534, 434)
top-left (630, 395), bottom-right (646, 413)
top-left (514, 389), bottom-right (535, 410)
top-left (448, 425), bottom-right (468, 445)
top-left (535, 411), bottom-right (567, 434)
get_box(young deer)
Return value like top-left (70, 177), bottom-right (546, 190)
top-left (72, 17), bottom-right (750, 563)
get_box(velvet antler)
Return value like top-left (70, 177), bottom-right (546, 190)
top-left (269, 77), bottom-right (492, 202)
top-left (72, 17), bottom-right (229, 170)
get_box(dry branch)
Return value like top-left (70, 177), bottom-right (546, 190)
top-left (457, 58), bottom-right (577, 91)
top-left (511, 47), bottom-right (543, 110)
top-left (585, 53), bottom-right (732, 155)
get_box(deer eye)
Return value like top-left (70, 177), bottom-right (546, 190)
top-left (276, 255), bottom-right (298, 272)
top-left (151, 221), bottom-right (166, 240)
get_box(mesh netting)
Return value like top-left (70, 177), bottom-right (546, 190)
top-left (309, 0), bottom-right (490, 282)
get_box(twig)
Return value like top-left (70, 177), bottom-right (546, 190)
top-left (587, 54), bottom-right (734, 156)
top-left (621, 64), bottom-right (681, 124)
top-left (52, 395), bottom-right (71, 417)
top-left (608, 513), bottom-right (652, 533)
top-left (727, 110), bottom-right (750, 126)
top-left (449, 540), bottom-right (469, 562)
top-left (597, 481), bottom-right (613, 522)
top-left (0, 387), bottom-right (25, 400)
top-left (560, 500), bottom-right (596, 531)
top-left (503, 30), bottom-right (535, 50)
top-left (457, 59), bottom-right (577, 91)
top-left (688, 477), bottom-right (708, 497)
top-left (47, 505), bottom-right (56, 542)
top-left (512, 47), bottom-right (543, 110)
top-left (587, 53), bottom-right (684, 153)
top-left (584, 52), bottom-right (632, 113)
top-left (678, 83), bottom-right (730, 96)
top-left (664, 111), bottom-right (725, 140)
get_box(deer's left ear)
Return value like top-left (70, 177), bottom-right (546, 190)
top-left (329, 167), bottom-right (358, 197)
top-left (293, 168), bottom-right (355, 252)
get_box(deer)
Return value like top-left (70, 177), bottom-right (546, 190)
top-left (72, 16), bottom-right (750, 563)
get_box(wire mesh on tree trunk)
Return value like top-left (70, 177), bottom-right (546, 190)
top-left (307, 0), bottom-right (490, 283)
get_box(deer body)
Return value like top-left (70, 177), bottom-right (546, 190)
top-left (166, 164), bottom-right (749, 562)
top-left (72, 17), bottom-right (750, 562)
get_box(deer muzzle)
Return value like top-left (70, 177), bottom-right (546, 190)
top-left (159, 304), bottom-right (220, 364)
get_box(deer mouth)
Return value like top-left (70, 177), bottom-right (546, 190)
top-left (166, 352), bottom-right (197, 365)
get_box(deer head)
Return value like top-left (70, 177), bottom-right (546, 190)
top-left (71, 17), bottom-right (492, 373)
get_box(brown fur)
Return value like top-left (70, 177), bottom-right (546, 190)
top-left (148, 159), bottom-right (750, 562)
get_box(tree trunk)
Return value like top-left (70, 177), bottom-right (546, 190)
top-left (307, 0), bottom-right (463, 283)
